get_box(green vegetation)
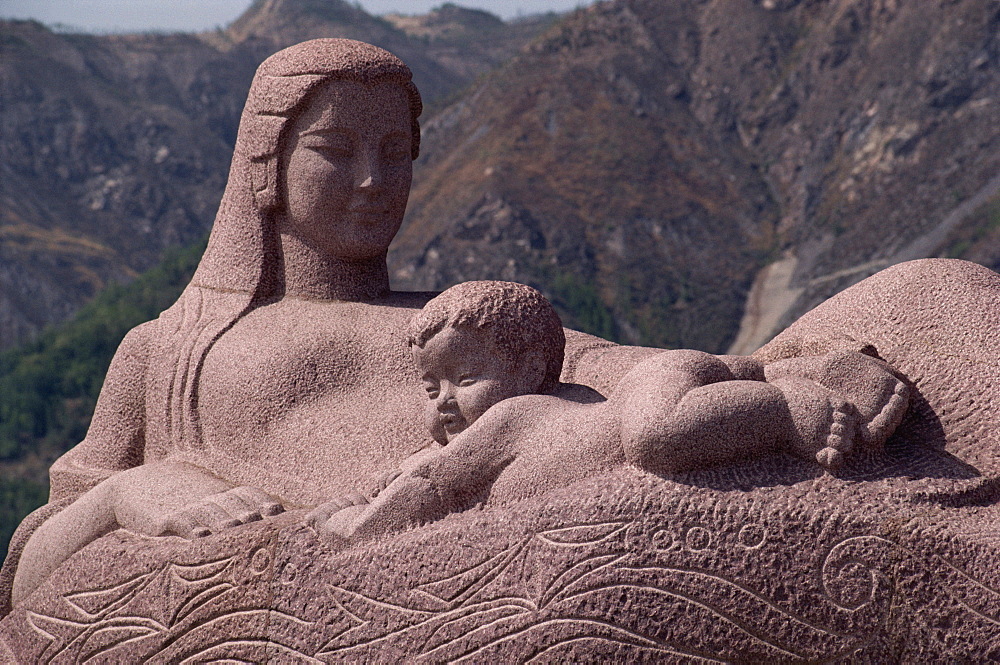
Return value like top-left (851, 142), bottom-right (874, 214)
top-left (0, 478), bottom-right (47, 562)
top-left (545, 269), bottom-right (619, 343)
top-left (0, 238), bottom-right (205, 560)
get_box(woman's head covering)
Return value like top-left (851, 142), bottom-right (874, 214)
top-left (192, 38), bottom-right (421, 297)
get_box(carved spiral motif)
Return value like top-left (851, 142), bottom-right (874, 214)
top-left (820, 536), bottom-right (896, 611)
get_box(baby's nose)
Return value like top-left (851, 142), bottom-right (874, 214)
top-left (436, 384), bottom-right (457, 408)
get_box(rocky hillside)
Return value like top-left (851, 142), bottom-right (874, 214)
top-left (390, 2), bottom-right (779, 350)
top-left (0, 1), bottom-right (548, 349)
top-left (393, 0), bottom-right (1000, 352)
top-left (1, 0), bottom-right (997, 353)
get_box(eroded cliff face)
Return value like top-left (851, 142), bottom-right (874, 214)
top-left (390, 2), bottom-right (779, 351)
top-left (392, 0), bottom-right (1000, 351)
top-left (0, 21), bottom-right (232, 347)
top-left (678, 0), bottom-right (1000, 345)
top-left (0, 1), bottom-right (545, 349)
top-left (1, 0), bottom-right (998, 351)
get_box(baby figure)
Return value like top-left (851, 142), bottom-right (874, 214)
top-left (309, 280), bottom-right (909, 543)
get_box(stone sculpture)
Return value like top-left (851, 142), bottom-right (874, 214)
top-left (311, 279), bottom-right (909, 543)
top-left (2, 38), bottom-right (999, 661)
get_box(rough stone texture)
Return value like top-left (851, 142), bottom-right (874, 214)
top-left (3, 264), bottom-right (997, 660)
top-left (1, 33), bottom-right (999, 660)
top-left (4, 463), bottom-right (1000, 661)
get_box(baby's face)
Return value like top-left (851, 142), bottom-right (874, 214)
top-left (413, 326), bottom-right (529, 444)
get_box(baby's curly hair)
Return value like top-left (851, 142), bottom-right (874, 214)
top-left (408, 281), bottom-right (565, 394)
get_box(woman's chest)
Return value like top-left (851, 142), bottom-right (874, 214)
top-left (198, 301), bottom-right (421, 432)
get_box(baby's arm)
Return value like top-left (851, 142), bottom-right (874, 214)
top-left (312, 404), bottom-right (521, 543)
top-left (371, 442), bottom-right (443, 498)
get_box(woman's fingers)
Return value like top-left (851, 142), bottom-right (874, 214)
top-left (227, 486), bottom-right (284, 517)
top-left (159, 509), bottom-right (211, 539)
top-left (305, 502), bottom-right (337, 531)
top-left (195, 501), bottom-right (243, 530)
top-left (164, 487), bottom-right (286, 539)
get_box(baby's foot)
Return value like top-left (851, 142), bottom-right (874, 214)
top-left (771, 376), bottom-right (858, 471)
top-left (858, 379), bottom-right (910, 448)
top-left (767, 350), bottom-right (910, 452)
top-left (806, 351), bottom-right (910, 450)
top-left (814, 404), bottom-right (857, 471)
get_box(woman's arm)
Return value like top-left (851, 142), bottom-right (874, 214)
top-left (48, 320), bottom-right (157, 501)
top-left (1, 320), bottom-right (157, 615)
top-left (10, 482), bottom-right (119, 607)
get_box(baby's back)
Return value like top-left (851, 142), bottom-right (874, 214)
top-left (478, 392), bottom-right (624, 506)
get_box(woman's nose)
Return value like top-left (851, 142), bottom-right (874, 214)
top-left (356, 151), bottom-right (382, 191)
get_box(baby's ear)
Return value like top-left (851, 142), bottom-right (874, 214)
top-left (516, 351), bottom-right (548, 395)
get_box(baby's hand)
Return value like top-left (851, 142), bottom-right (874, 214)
top-left (306, 491), bottom-right (369, 541)
top-left (157, 486), bottom-right (284, 539)
top-left (371, 469), bottom-right (402, 498)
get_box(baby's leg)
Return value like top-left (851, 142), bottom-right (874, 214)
top-left (767, 375), bottom-right (856, 470)
top-left (765, 350), bottom-right (910, 451)
top-left (621, 377), bottom-right (794, 474)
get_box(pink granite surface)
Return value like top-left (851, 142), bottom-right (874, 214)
top-left (1, 36), bottom-right (998, 661)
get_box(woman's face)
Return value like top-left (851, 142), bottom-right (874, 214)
top-left (281, 79), bottom-right (413, 262)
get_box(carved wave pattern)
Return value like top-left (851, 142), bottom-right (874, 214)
top-left (25, 555), bottom-right (240, 662)
top-left (19, 513), bottom-right (1000, 661)
top-left (315, 518), bottom-right (891, 662)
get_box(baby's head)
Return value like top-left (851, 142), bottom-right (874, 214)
top-left (408, 281), bottom-right (565, 444)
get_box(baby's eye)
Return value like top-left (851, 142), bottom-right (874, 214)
top-left (458, 376), bottom-right (476, 387)
top-left (423, 384), bottom-right (439, 399)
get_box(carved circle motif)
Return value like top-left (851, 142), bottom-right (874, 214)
top-left (737, 523), bottom-right (766, 549)
top-left (651, 528), bottom-right (674, 550)
top-left (685, 526), bottom-right (711, 551)
top-left (280, 562), bottom-right (299, 585)
top-left (250, 547), bottom-right (272, 575)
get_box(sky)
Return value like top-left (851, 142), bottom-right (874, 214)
top-left (0, 0), bottom-right (592, 33)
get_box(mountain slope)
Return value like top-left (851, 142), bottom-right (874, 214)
top-left (0, 1), bottom-right (550, 349)
top-left (0, 20), bottom-right (230, 348)
top-left (390, 0), bottom-right (1000, 350)
top-left (390, 2), bottom-right (779, 351)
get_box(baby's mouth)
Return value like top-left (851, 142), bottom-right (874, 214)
top-left (439, 413), bottom-right (465, 434)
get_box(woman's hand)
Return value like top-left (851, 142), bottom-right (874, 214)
top-left (102, 461), bottom-right (284, 539)
top-left (157, 486), bottom-right (284, 539)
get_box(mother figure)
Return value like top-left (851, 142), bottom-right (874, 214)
top-left (3, 38), bottom-right (649, 609)
top-left (6, 38), bottom-right (981, 617)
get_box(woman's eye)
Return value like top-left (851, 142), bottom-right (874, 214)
top-left (424, 386), bottom-right (439, 399)
top-left (314, 145), bottom-right (352, 159)
top-left (382, 140), bottom-right (409, 162)
top-left (458, 377), bottom-right (476, 387)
